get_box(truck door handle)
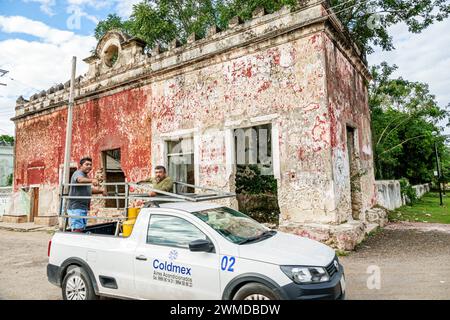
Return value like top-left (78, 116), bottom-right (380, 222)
top-left (135, 255), bottom-right (147, 261)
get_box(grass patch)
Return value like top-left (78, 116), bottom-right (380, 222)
top-left (389, 192), bottom-right (450, 224)
top-left (335, 249), bottom-right (350, 257)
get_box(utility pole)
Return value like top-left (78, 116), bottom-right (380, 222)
top-left (434, 141), bottom-right (443, 206)
top-left (62, 57), bottom-right (77, 195)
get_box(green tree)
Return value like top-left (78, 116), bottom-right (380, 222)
top-left (0, 135), bottom-right (14, 145)
top-left (328, 0), bottom-right (450, 54)
top-left (370, 63), bottom-right (449, 183)
top-left (7, 173), bottom-right (13, 186)
top-left (235, 164), bottom-right (277, 194)
top-left (94, 14), bottom-right (130, 39)
top-left (95, 0), bottom-right (219, 48)
top-left (440, 145), bottom-right (450, 185)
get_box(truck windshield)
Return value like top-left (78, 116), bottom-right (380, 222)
top-left (192, 207), bottom-right (275, 245)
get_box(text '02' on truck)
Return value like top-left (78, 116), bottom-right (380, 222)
top-left (47, 182), bottom-right (346, 300)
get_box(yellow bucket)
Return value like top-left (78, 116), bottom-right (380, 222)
top-left (122, 219), bottom-right (136, 237)
top-left (127, 207), bottom-right (140, 220)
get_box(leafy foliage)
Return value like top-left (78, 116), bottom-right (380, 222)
top-left (235, 165), bottom-right (277, 194)
top-left (440, 146), bottom-right (450, 183)
top-left (0, 135), bottom-right (14, 145)
top-left (329, 0), bottom-right (450, 54)
top-left (94, 14), bottom-right (131, 39)
top-left (7, 173), bottom-right (13, 186)
top-left (370, 63), bottom-right (449, 183)
top-left (399, 178), bottom-right (417, 204)
top-left (235, 165), bottom-right (279, 224)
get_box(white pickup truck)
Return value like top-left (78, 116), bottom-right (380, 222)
top-left (47, 201), bottom-right (345, 300)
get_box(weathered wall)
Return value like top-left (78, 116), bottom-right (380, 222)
top-left (324, 33), bottom-right (376, 223)
top-left (13, 87), bottom-right (151, 216)
top-left (150, 30), bottom-right (337, 223)
top-left (0, 187), bottom-right (12, 217)
top-left (376, 181), bottom-right (431, 210)
top-left (11, 1), bottom-right (375, 244)
top-left (412, 183), bottom-right (430, 199)
top-left (375, 180), bottom-right (402, 210)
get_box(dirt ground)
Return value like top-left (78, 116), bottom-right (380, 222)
top-left (0, 222), bottom-right (449, 300)
top-left (340, 222), bottom-right (450, 300)
top-left (0, 230), bottom-right (60, 300)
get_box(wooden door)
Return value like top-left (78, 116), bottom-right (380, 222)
top-left (30, 187), bottom-right (39, 222)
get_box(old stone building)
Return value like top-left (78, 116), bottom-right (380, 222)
top-left (8, 1), bottom-right (382, 249)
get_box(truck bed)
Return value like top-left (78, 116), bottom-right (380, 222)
top-left (65, 222), bottom-right (118, 236)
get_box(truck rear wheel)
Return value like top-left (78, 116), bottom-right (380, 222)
top-left (232, 282), bottom-right (281, 300)
top-left (62, 266), bottom-right (98, 300)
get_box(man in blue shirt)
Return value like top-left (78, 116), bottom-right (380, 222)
top-left (68, 157), bottom-right (105, 232)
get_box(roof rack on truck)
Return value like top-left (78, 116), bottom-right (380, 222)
top-left (58, 181), bottom-right (236, 236)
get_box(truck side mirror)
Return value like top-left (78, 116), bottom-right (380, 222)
top-left (189, 239), bottom-right (214, 252)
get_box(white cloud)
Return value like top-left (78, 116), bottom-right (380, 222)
top-left (0, 15), bottom-right (75, 43)
top-left (66, 0), bottom-right (109, 9)
top-left (23, 0), bottom-right (56, 16)
top-left (21, 0), bottom-right (145, 22)
top-left (0, 15), bottom-right (97, 135)
top-left (368, 18), bottom-right (450, 134)
top-left (115, 0), bottom-right (142, 18)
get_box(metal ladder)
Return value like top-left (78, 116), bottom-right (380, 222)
top-left (58, 181), bottom-right (236, 235)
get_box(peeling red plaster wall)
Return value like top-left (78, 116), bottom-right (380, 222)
top-left (14, 111), bottom-right (67, 190)
top-left (150, 31), bottom-right (336, 224)
top-left (324, 34), bottom-right (376, 222)
top-left (13, 29), bottom-right (374, 226)
top-left (14, 86), bottom-right (152, 192)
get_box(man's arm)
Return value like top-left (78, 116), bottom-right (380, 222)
top-left (92, 186), bottom-right (107, 195)
top-left (147, 177), bottom-right (173, 197)
top-left (137, 177), bottom-right (153, 184)
top-left (76, 176), bottom-right (99, 186)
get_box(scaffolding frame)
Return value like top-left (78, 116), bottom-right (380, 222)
top-left (59, 181), bottom-right (235, 235)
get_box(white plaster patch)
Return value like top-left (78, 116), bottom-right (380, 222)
top-left (362, 144), bottom-right (372, 156)
top-left (279, 46), bottom-right (294, 68)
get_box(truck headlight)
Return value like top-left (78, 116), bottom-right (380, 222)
top-left (280, 266), bottom-right (330, 284)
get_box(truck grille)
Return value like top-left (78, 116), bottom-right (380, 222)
top-left (325, 257), bottom-right (338, 278)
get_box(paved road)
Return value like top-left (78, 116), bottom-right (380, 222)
top-left (0, 222), bottom-right (449, 300)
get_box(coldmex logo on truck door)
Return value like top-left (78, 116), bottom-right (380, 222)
top-left (152, 250), bottom-right (193, 287)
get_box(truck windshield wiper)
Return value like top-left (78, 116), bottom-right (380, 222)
top-left (238, 230), bottom-right (277, 245)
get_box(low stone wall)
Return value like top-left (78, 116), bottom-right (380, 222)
top-left (5, 189), bottom-right (30, 217)
top-left (412, 183), bottom-right (430, 198)
top-left (376, 180), bottom-right (431, 210)
top-left (0, 187), bottom-right (12, 217)
top-left (375, 180), bottom-right (402, 210)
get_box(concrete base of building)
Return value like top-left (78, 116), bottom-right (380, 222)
top-left (2, 215), bottom-right (28, 224)
top-left (279, 207), bottom-right (388, 251)
top-left (34, 216), bottom-right (59, 226)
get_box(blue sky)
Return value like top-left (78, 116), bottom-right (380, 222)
top-left (0, 0), bottom-right (449, 137)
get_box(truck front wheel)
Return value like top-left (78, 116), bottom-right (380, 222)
top-left (62, 266), bottom-right (98, 300)
top-left (232, 282), bottom-right (281, 300)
